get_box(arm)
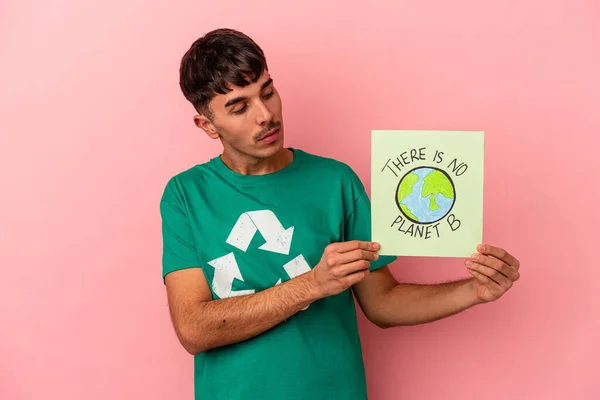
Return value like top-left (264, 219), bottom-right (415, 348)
top-left (165, 268), bottom-right (320, 355)
top-left (353, 244), bottom-right (521, 328)
top-left (353, 267), bottom-right (481, 328)
top-left (165, 240), bottom-right (379, 355)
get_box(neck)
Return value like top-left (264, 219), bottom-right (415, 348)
top-left (220, 148), bottom-right (293, 176)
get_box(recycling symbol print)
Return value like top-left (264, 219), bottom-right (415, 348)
top-left (208, 210), bottom-right (312, 310)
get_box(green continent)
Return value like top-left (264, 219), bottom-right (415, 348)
top-left (398, 173), bottom-right (419, 202)
top-left (422, 170), bottom-right (454, 199)
top-left (400, 204), bottom-right (418, 221)
top-left (429, 195), bottom-right (439, 211)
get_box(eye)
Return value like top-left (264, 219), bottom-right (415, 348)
top-left (263, 91), bottom-right (275, 99)
top-left (233, 105), bottom-right (247, 115)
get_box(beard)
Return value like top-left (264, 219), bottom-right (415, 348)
top-left (252, 120), bottom-right (282, 142)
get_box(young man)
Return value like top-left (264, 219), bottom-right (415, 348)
top-left (160, 28), bottom-right (520, 399)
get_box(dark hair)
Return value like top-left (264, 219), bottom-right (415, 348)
top-left (179, 28), bottom-right (268, 119)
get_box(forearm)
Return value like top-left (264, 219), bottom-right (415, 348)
top-left (373, 278), bottom-right (483, 327)
top-left (179, 275), bottom-right (320, 354)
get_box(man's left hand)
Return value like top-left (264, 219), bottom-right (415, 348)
top-left (465, 244), bottom-right (520, 303)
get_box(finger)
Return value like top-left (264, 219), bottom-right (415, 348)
top-left (467, 261), bottom-right (513, 290)
top-left (342, 268), bottom-right (371, 287)
top-left (477, 244), bottom-right (520, 269)
top-left (336, 248), bottom-right (379, 264)
top-left (333, 240), bottom-right (380, 253)
top-left (334, 259), bottom-right (371, 277)
top-left (469, 253), bottom-right (519, 281)
top-left (468, 268), bottom-right (492, 286)
top-left (467, 268), bottom-right (503, 294)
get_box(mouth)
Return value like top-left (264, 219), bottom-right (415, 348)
top-left (258, 127), bottom-right (280, 143)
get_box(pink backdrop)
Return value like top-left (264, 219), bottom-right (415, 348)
top-left (2, 1), bottom-right (598, 399)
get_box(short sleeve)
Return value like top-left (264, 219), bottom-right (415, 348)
top-left (160, 181), bottom-right (202, 280)
top-left (342, 170), bottom-right (397, 271)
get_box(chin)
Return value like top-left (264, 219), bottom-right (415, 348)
top-left (258, 142), bottom-right (284, 158)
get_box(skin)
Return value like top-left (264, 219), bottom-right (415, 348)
top-left (165, 69), bottom-right (521, 355)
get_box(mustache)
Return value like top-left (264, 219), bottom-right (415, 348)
top-left (254, 121), bottom-right (281, 141)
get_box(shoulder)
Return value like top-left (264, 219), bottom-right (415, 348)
top-left (295, 148), bottom-right (361, 180)
top-left (296, 148), bottom-right (365, 191)
top-left (160, 159), bottom-right (215, 204)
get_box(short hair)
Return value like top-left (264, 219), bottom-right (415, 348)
top-left (179, 28), bottom-right (268, 119)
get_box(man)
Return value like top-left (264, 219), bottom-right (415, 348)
top-left (160, 28), bottom-right (520, 399)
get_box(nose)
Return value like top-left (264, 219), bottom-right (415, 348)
top-left (255, 99), bottom-right (274, 127)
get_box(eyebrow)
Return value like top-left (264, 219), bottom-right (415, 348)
top-left (224, 78), bottom-right (274, 108)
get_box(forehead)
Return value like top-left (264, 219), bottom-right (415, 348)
top-left (210, 70), bottom-right (272, 109)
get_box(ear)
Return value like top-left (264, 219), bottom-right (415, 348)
top-left (193, 114), bottom-right (219, 139)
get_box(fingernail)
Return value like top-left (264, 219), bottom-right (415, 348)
top-left (477, 244), bottom-right (485, 251)
top-left (372, 242), bottom-right (380, 249)
top-left (471, 253), bottom-right (479, 260)
top-left (465, 260), bottom-right (472, 267)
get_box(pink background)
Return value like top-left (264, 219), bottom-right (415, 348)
top-left (2, 1), bottom-right (598, 399)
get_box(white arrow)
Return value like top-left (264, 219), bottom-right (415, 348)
top-left (207, 253), bottom-right (255, 299)
top-left (251, 210), bottom-right (295, 255)
top-left (226, 210), bottom-right (294, 255)
top-left (283, 255), bottom-right (311, 279)
top-left (225, 213), bottom-right (256, 253)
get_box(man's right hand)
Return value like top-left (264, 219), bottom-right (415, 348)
top-left (307, 240), bottom-right (381, 299)
top-left (165, 239), bottom-right (381, 355)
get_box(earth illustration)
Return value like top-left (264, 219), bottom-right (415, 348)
top-left (395, 167), bottom-right (455, 224)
